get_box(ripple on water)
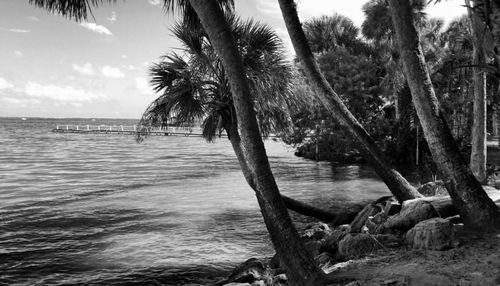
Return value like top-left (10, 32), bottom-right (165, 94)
top-left (0, 117), bottom-right (391, 285)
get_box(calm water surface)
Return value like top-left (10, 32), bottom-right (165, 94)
top-left (0, 117), bottom-right (390, 285)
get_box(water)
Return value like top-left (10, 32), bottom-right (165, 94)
top-left (0, 117), bottom-right (391, 285)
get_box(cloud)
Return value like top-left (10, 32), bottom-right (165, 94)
top-left (123, 64), bottom-right (137, 70)
top-left (148, 0), bottom-right (162, 6)
top-left (72, 63), bottom-right (95, 75)
top-left (0, 27), bottom-right (31, 33)
top-left (0, 77), bottom-right (14, 90)
top-left (101, 66), bottom-right (125, 78)
top-left (108, 11), bottom-right (117, 22)
top-left (14, 50), bottom-right (23, 58)
top-left (24, 81), bottom-right (107, 103)
top-left (79, 22), bottom-right (113, 36)
top-left (27, 16), bottom-right (39, 21)
top-left (256, 0), bottom-right (281, 17)
top-left (135, 77), bottom-right (152, 95)
top-left (121, 54), bottom-right (128, 59)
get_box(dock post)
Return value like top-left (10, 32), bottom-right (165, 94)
top-left (98, 125), bottom-right (100, 131)
top-left (87, 125), bottom-right (89, 131)
top-left (133, 125), bottom-right (136, 131)
top-left (56, 125), bottom-right (59, 129)
top-left (66, 125), bottom-right (68, 130)
top-left (121, 125), bottom-right (124, 132)
top-left (76, 125), bottom-right (79, 131)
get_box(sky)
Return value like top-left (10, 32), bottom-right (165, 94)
top-left (0, 0), bottom-right (467, 119)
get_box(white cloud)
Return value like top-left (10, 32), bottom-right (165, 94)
top-left (101, 66), bottom-right (125, 78)
top-left (14, 50), bottom-right (23, 58)
top-left (148, 0), bottom-right (162, 6)
top-left (256, 0), bottom-right (281, 16)
top-left (79, 22), bottom-right (113, 36)
top-left (9, 28), bottom-right (30, 33)
top-left (123, 64), bottom-right (137, 70)
top-left (72, 63), bottom-right (95, 75)
top-left (135, 77), bottom-right (152, 95)
top-left (0, 77), bottom-right (14, 90)
top-left (121, 54), bottom-right (128, 59)
top-left (24, 81), bottom-right (107, 103)
top-left (108, 11), bottom-right (117, 22)
top-left (27, 16), bottom-right (39, 21)
top-left (0, 27), bottom-right (31, 33)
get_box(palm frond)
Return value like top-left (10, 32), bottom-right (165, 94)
top-left (29, 0), bottom-right (115, 21)
top-left (149, 53), bottom-right (190, 93)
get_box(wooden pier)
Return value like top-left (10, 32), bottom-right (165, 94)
top-left (52, 124), bottom-right (212, 137)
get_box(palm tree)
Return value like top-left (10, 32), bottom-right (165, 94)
top-left (139, 16), bottom-right (295, 142)
top-left (140, 16), bottom-right (338, 221)
top-left (185, 2), bottom-right (326, 284)
top-left (388, 0), bottom-right (500, 229)
top-left (466, 0), bottom-right (489, 183)
top-left (276, 0), bottom-right (422, 201)
top-left (29, 1), bottom-right (326, 284)
top-left (302, 14), bottom-right (368, 55)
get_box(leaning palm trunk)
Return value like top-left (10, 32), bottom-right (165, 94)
top-left (223, 121), bottom-right (341, 222)
top-left (188, 1), bottom-right (326, 284)
top-left (277, 0), bottom-right (422, 202)
top-left (467, 0), bottom-right (488, 183)
top-left (388, 0), bottom-right (500, 229)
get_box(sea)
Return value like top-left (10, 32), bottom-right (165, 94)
top-left (0, 117), bottom-right (391, 285)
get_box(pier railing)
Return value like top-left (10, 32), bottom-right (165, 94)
top-left (53, 124), bottom-right (213, 137)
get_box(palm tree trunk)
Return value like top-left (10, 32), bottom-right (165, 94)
top-left (188, 1), bottom-right (326, 284)
top-left (388, 0), bottom-right (500, 229)
top-left (277, 0), bottom-right (422, 202)
top-left (224, 121), bottom-right (345, 222)
top-left (467, 0), bottom-right (488, 184)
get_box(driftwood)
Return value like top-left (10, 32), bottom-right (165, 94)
top-left (284, 187), bottom-right (500, 227)
top-left (281, 195), bottom-right (365, 223)
top-left (349, 204), bottom-right (380, 233)
top-left (407, 187), bottom-right (500, 219)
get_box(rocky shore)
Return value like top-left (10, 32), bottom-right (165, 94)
top-left (215, 183), bottom-right (500, 286)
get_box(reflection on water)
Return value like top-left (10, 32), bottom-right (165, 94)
top-left (0, 117), bottom-right (391, 285)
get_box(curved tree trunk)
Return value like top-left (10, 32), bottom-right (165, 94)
top-left (277, 0), bottom-right (422, 202)
top-left (224, 121), bottom-right (344, 222)
top-left (467, 0), bottom-right (488, 183)
top-left (388, 0), bottom-right (500, 229)
top-left (188, 1), bottom-right (326, 285)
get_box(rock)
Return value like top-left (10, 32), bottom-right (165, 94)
top-left (366, 212), bottom-right (388, 234)
top-left (250, 280), bottom-right (265, 286)
top-left (350, 204), bottom-right (381, 233)
top-left (320, 229), bottom-right (347, 254)
top-left (406, 218), bottom-right (454, 250)
top-left (303, 240), bottom-right (322, 257)
top-left (418, 180), bottom-right (448, 196)
top-left (227, 258), bottom-right (267, 284)
top-left (314, 252), bottom-right (335, 266)
top-left (223, 283), bottom-right (251, 286)
top-left (274, 273), bottom-right (287, 283)
top-left (338, 233), bottom-right (382, 259)
top-left (384, 200), bottom-right (439, 231)
top-left (302, 222), bottom-right (332, 240)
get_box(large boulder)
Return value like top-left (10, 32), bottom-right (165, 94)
top-left (384, 200), bottom-right (439, 231)
top-left (320, 229), bottom-right (348, 254)
top-left (338, 233), bottom-right (382, 259)
top-left (406, 218), bottom-right (454, 250)
top-left (302, 222), bottom-right (332, 240)
top-left (418, 180), bottom-right (448, 196)
top-left (226, 258), bottom-right (267, 284)
top-left (314, 252), bottom-right (335, 267)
